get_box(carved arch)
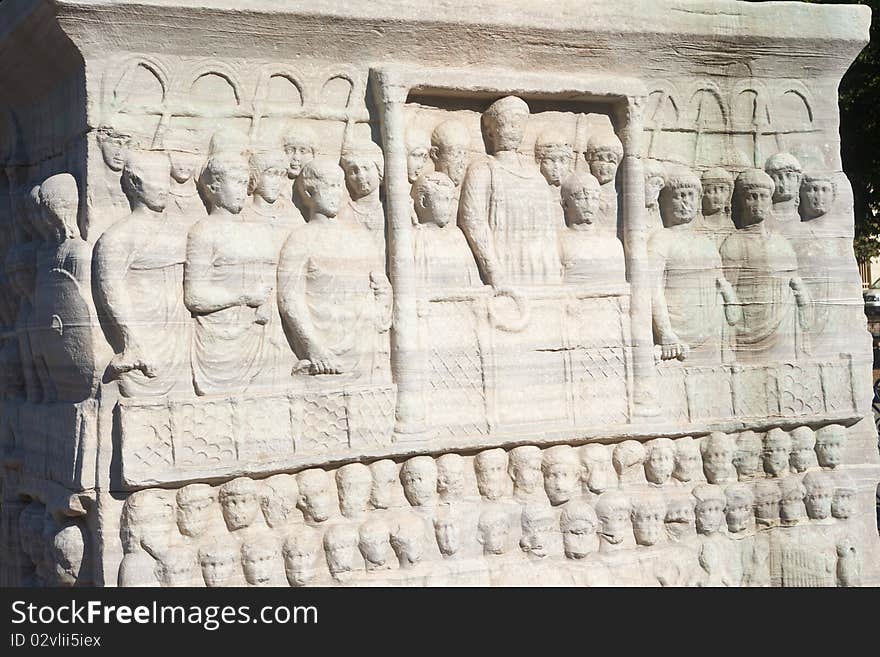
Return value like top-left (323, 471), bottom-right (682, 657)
top-left (184, 62), bottom-right (245, 106)
top-left (254, 66), bottom-right (307, 108)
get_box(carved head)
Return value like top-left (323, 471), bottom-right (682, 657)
top-left (832, 478), bottom-right (856, 520)
top-left (433, 510), bottom-right (461, 558)
top-left (335, 463), bottom-right (372, 519)
top-left (259, 474), bottom-right (300, 529)
top-left (218, 477), bottom-right (261, 532)
top-left (241, 537), bottom-right (278, 586)
top-left (390, 515), bottom-right (426, 567)
top-left (644, 158), bottom-right (666, 209)
top-left (800, 173), bottom-right (836, 220)
top-left (542, 445), bottom-right (580, 506)
top-left (47, 522), bottom-right (86, 587)
top-left (584, 133), bottom-right (623, 185)
top-left (789, 426), bottom-right (818, 473)
top-left (595, 491), bottom-right (632, 546)
top-left (430, 119), bottom-right (470, 185)
top-left (120, 491), bottom-right (174, 553)
top-left (754, 480), bottom-right (782, 526)
top-left (282, 526), bottom-right (321, 587)
top-left (482, 95), bottom-right (529, 154)
top-left (724, 483), bottom-right (754, 534)
top-left (164, 128), bottom-right (204, 183)
top-left (778, 477), bottom-right (806, 525)
top-left (296, 468), bottom-right (336, 523)
top-left (156, 551), bottom-right (197, 587)
top-left (534, 130), bottom-right (574, 187)
top-left (508, 445), bottom-right (544, 499)
top-left (475, 448), bottom-right (509, 501)
top-left (339, 141), bottom-right (384, 200)
top-left (477, 506), bottom-right (510, 555)
top-left (405, 127), bottom-right (431, 184)
top-left (323, 523), bottom-right (361, 578)
top-left (199, 539), bottom-right (240, 587)
top-left (369, 459), bottom-right (399, 510)
top-left (176, 483), bottom-right (217, 538)
top-left (560, 171), bottom-right (602, 227)
top-left (659, 166), bottom-right (701, 227)
top-left (412, 172), bottom-right (455, 228)
top-left (701, 167), bottom-right (733, 216)
top-left (295, 159), bottom-right (345, 219)
top-left (700, 432), bottom-right (736, 485)
top-left (519, 503), bottom-right (556, 559)
top-left (560, 499), bottom-right (598, 559)
top-left (631, 494), bottom-right (666, 547)
top-left (733, 168), bottom-right (775, 227)
top-left (283, 125), bottom-right (318, 178)
top-left (39, 173), bottom-right (82, 241)
top-left (644, 438), bottom-right (675, 485)
top-left (436, 453), bottom-right (466, 502)
top-left (764, 152), bottom-right (803, 203)
top-left (692, 483), bottom-right (726, 535)
top-left (358, 517), bottom-right (393, 571)
top-left (815, 424), bottom-right (845, 469)
top-left (733, 430), bottom-right (762, 480)
top-left (664, 494), bottom-right (696, 541)
top-left (248, 147), bottom-right (288, 203)
top-left (802, 471), bottom-right (834, 520)
top-left (96, 125), bottom-right (133, 172)
top-left (200, 151), bottom-right (250, 214)
top-left (580, 443), bottom-right (613, 494)
top-left (400, 456), bottom-right (438, 507)
top-left (762, 428), bottom-right (792, 477)
top-left (673, 436), bottom-right (702, 483)
top-left (612, 440), bottom-right (646, 484)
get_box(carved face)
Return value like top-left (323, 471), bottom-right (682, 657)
top-left (733, 445), bottom-right (761, 480)
top-left (396, 533), bottom-right (424, 566)
top-left (736, 186), bottom-right (773, 226)
top-left (665, 499), bottom-right (695, 539)
top-left (645, 447), bottom-right (674, 485)
top-left (510, 457), bottom-right (543, 498)
top-left (562, 518), bottom-right (596, 559)
top-left (584, 452), bottom-right (613, 494)
top-left (48, 528), bottom-right (85, 587)
top-left (762, 443), bottom-right (791, 477)
top-left (832, 490), bottom-right (855, 520)
top-left (158, 556), bottom-right (195, 587)
top-left (521, 514), bottom-right (555, 559)
top-left (800, 179), bottom-right (834, 219)
top-left (283, 541), bottom-right (319, 587)
top-left (210, 167), bottom-right (249, 214)
top-left (370, 461), bottom-right (398, 510)
top-left (702, 182), bottom-right (731, 215)
top-left (543, 461), bottom-right (579, 506)
top-left (436, 457), bottom-right (465, 502)
top-left (177, 494), bottom-right (215, 538)
top-left (588, 151), bottom-right (620, 186)
top-left (790, 446), bottom-right (816, 473)
top-left (200, 551), bottom-right (238, 587)
top-left (538, 151), bottom-right (572, 187)
top-left (598, 507), bottom-right (630, 545)
top-left (434, 519), bottom-right (460, 557)
top-left (695, 499), bottom-right (724, 535)
top-left (242, 547), bottom-right (276, 586)
top-left (434, 145), bottom-right (469, 186)
top-left (360, 534), bottom-right (391, 568)
top-left (479, 521), bottom-right (509, 555)
top-left (169, 151), bottom-right (202, 184)
top-left (702, 445), bottom-right (734, 484)
top-left (337, 469), bottom-right (372, 519)
top-left (780, 494), bottom-right (804, 523)
top-left (343, 156), bottom-right (380, 200)
top-left (475, 454), bottom-right (508, 501)
top-left (769, 169), bottom-right (801, 203)
top-left (401, 461), bottom-right (437, 507)
top-left (407, 146), bottom-right (430, 184)
top-left (660, 186), bottom-right (700, 227)
top-left (673, 444), bottom-right (701, 482)
top-left (632, 507), bottom-right (665, 546)
top-left (220, 492), bottom-right (260, 532)
top-left (298, 484), bottom-right (336, 523)
top-left (285, 142), bottom-right (314, 178)
top-left (325, 540), bottom-right (359, 577)
top-left (563, 186), bottom-right (601, 227)
top-left (645, 175), bottom-right (665, 208)
top-left (98, 132), bottom-right (130, 172)
top-left (725, 502), bottom-right (752, 534)
top-left (755, 493), bottom-right (780, 523)
top-left (485, 111), bottom-right (527, 153)
top-left (805, 487), bottom-right (832, 520)
top-left (816, 435), bottom-right (844, 468)
top-left (253, 165), bottom-right (287, 204)
top-left (416, 185), bottom-right (455, 229)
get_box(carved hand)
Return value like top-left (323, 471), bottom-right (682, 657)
top-left (657, 333), bottom-right (689, 361)
top-left (110, 348), bottom-right (157, 379)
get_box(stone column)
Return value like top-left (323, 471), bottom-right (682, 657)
top-left (370, 68), bottom-right (426, 438)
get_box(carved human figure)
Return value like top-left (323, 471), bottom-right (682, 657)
top-left (283, 125), bottom-right (318, 182)
top-left (282, 526), bottom-right (322, 587)
top-left (542, 445), bottom-right (581, 506)
top-left (176, 483), bottom-right (217, 540)
top-left (764, 152), bottom-right (803, 237)
top-left (93, 125), bottom-right (134, 236)
top-left (508, 445), bottom-right (544, 501)
top-left (789, 426), bottom-right (818, 473)
top-left (673, 436), bottom-right (702, 484)
top-left (370, 459), bottom-right (399, 510)
top-left (583, 133), bottom-right (623, 231)
top-left (696, 167), bottom-right (735, 247)
top-left (799, 173), bottom-right (836, 221)
top-left (814, 424), bottom-right (845, 469)
top-left (118, 491), bottom-right (175, 587)
top-left (244, 145), bottom-right (304, 237)
top-left (631, 494), bottom-right (667, 547)
top-left (433, 510), bottom-right (461, 559)
top-left (323, 523), bottom-right (362, 583)
top-left (580, 443), bottom-right (614, 494)
top-left (278, 159), bottom-right (391, 381)
top-left (560, 499), bottom-right (599, 559)
top-left (156, 551), bottom-right (198, 587)
top-left (436, 453), bottom-right (466, 503)
top-left (534, 129), bottom-right (574, 189)
top-left (832, 477), bottom-right (856, 520)
top-left (692, 484), bottom-right (726, 536)
top-left (430, 119), bottom-right (470, 189)
top-left (724, 483), bottom-right (754, 534)
top-left (721, 168), bottom-right (810, 364)
top-left (802, 471), bottom-right (834, 521)
top-left (390, 515), bottom-right (427, 569)
top-left (595, 491), bottom-right (632, 552)
top-left (754, 480), bottom-right (782, 528)
top-left (644, 158), bottom-right (666, 234)
top-left (649, 166), bottom-right (740, 364)
top-left (644, 438), bottom-right (675, 486)
top-left (260, 474), bottom-right (301, 529)
top-left (700, 432), bottom-right (736, 485)
top-left (558, 171), bottom-right (627, 286)
top-left (665, 494), bottom-right (696, 542)
top-left (46, 522), bottom-right (86, 587)
top-left (405, 127), bottom-right (431, 184)
top-left (339, 141), bottom-right (385, 235)
top-left (836, 537), bottom-right (860, 587)
top-left (359, 518), bottom-right (394, 572)
top-left (163, 128), bottom-right (206, 224)
top-left (219, 477), bottom-right (262, 533)
top-left (296, 469), bottom-right (337, 523)
top-left (199, 539), bottom-right (240, 587)
top-left (778, 477), bottom-right (807, 525)
top-left (458, 95), bottom-right (562, 286)
top-left (412, 172), bottom-right (480, 289)
top-left (336, 463), bottom-right (373, 519)
top-left (475, 448), bottom-right (509, 502)
top-left (733, 430), bottom-right (762, 481)
top-left (762, 428), bottom-right (792, 478)
top-left (477, 506), bottom-right (511, 556)
top-left (612, 440), bottom-right (646, 487)
top-left (400, 456), bottom-right (438, 507)
top-left (519, 503), bottom-right (557, 560)
top-left (186, 149), bottom-right (279, 395)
